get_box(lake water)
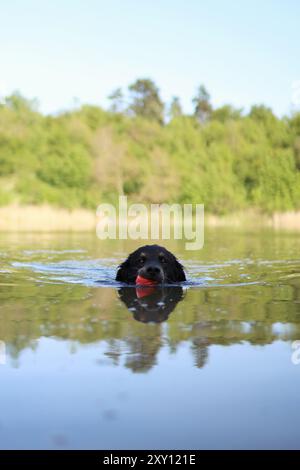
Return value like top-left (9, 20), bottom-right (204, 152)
top-left (0, 229), bottom-right (300, 450)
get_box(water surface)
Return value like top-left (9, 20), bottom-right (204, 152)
top-left (0, 229), bottom-right (300, 449)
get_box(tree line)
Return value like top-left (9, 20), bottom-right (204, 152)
top-left (0, 78), bottom-right (300, 214)
top-left (108, 80), bottom-right (214, 124)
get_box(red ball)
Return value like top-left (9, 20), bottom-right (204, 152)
top-left (135, 275), bottom-right (158, 286)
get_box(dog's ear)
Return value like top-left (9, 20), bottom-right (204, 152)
top-left (169, 259), bottom-right (186, 282)
top-left (175, 260), bottom-right (186, 282)
top-left (116, 259), bottom-right (130, 282)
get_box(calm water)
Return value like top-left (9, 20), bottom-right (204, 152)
top-left (0, 229), bottom-right (300, 449)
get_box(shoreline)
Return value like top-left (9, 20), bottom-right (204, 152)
top-left (0, 204), bottom-right (300, 231)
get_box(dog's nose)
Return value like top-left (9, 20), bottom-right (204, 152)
top-left (146, 265), bottom-right (161, 274)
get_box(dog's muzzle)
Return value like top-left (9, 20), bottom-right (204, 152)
top-left (138, 263), bottom-right (164, 283)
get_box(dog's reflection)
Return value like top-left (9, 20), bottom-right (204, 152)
top-left (118, 286), bottom-right (184, 323)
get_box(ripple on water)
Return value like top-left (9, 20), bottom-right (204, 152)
top-left (9, 254), bottom-right (272, 289)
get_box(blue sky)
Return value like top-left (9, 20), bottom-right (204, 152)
top-left (1, 0), bottom-right (299, 116)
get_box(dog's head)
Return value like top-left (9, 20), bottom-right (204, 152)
top-left (116, 245), bottom-right (186, 284)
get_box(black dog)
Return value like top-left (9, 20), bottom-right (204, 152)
top-left (116, 244), bottom-right (186, 284)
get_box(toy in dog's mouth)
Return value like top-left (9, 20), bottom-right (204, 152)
top-left (135, 275), bottom-right (158, 286)
top-left (135, 275), bottom-right (158, 298)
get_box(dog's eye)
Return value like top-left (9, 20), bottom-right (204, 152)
top-left (159, 255), bottom-right (167, 264)
top-left (139, 256), bottom-right (146, 264)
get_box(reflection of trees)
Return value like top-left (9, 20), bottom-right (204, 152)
top-left (192, 337), bottom-right (209, 369)
top-left (124, 333), bottom-right (162, 373)
top-left (1, 277), bottom-right (300, 371)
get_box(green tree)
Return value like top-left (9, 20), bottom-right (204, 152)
top-left (212, 105), bottom-right (242, 122)
top-left (108, 88), bottom-right (125, 113)
top-left (4, 92), bottom-right (39, 113)
top-left (168, 96), bottom-right (183, 120)
top-left (288, 112), bottom-right (300, 170)
top-left (192, 85), bottom-right (212, 123)
top-left (249, 104), bottom-right (275, 123)
top-left (128, 78), bottom-right (164, 124)
top-left (1, 87), bottom-right (300, 214)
